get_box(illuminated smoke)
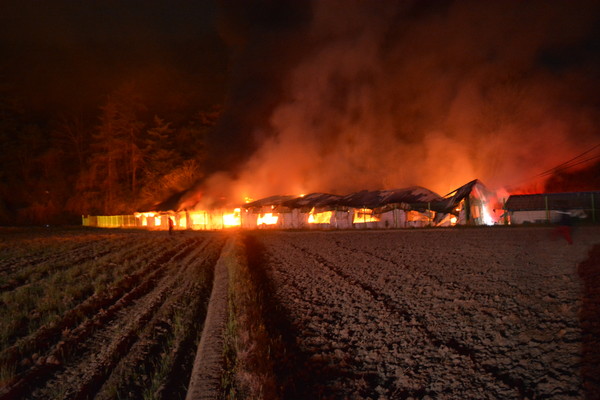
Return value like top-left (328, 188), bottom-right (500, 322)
top-left (201, 0), bottom-right (600, 206)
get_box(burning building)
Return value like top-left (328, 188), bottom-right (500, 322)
top-left (83, 179), bottom-right (500, 230)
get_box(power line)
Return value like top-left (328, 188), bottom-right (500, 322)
top-left (540, 153), bottom-right (600, 177)
top-left (506, 143), bottom-right (600, 189)
top-left (532, 143), bottom-right (600, 179)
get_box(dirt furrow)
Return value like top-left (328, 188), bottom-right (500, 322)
top-left (250, 228), bottom-right (600, 399)
top-left (0, 234), bottom-right (158, 293)
top-left (0, 236), bottom-right (207, 400)
top-left (293, 242), bottom-right (535, 398)
top-left (0, 234), bottom-right (132, 279)
top-left (257, 238), bottom-right (513, 398)
top-left (297, 229), bottom-right (597, 397)
top-left (26, 237), bottom-right (209, 400)
top-left (0, 237), bottom-right (199, 378)
top-left (94, 238), bottom-right (223, 400)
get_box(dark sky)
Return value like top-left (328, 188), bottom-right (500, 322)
top-left (0, 0), bottom-right (228, 116)
top-left (1, 0), bottom-right (600, 202)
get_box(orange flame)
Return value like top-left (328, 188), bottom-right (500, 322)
top-left (223, 208), bottom-right (241, 227)
top-left (257, 212), bottom-right (279, 225)
top-left (308, 208), bottom-right (333, 224)
top-left (353, 208), bottom-right (380, 224)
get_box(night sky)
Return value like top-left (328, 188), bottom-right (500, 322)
top-left (1, 1), bottom-right (600, 221)
top-left (0, 1), bottom-right (228, 116)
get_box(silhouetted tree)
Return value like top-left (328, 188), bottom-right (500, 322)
top-left (175, 107), bottom-right (221, 161)
top-left (53, 114), bottom-right (92, 173)
top-left (143, 116), bottom-right (180, 181)
top-left (84, 85), bottom-right (145, 214)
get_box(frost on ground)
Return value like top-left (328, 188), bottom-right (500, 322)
top-left (249, 227), bottom-right (600, 399)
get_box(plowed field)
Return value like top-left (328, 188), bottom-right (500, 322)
top-left (0, 228), bottom-right (225, 400)
top-left (1, 226), bottom-right (599, 400)
top-left (248, 227), bottom-right (600, 399)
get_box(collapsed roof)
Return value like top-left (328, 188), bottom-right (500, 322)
top-left (244, 179), bottom-right (483, 214)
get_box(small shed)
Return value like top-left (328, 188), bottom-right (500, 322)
top-left (505, 191), bottom-right (599, 224)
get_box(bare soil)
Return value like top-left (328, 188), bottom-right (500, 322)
top-left (247, 226), bottom-right (600, 399)
top-left (1, 226), bottom-right (599, 399)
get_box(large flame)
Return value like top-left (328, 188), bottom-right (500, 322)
top-left (353, 208), bottom-right (380, 224)
top-left (134, 212), bottom-right (156, 227)
top-left (222, 208), bottom-right (242, 227)
top-left (257, 212), bottom-right (278, 225)
top-left (472, 186), bottom-right (497, 226)
top-left (308, 208), bottom-right (333, 224)
top-left (189, 211), bottom-right (210, 229)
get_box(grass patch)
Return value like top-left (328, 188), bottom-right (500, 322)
top-left (222, 235), bottom-right (278, 399)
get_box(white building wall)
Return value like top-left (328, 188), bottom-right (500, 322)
top-left (510, 210), bottom-right (559, 224)
top-left (332, 210), bottom-right (353, 229)
top-left (377, 209), bottom-right (406, 228)
top-left (280, 209), bottom-right (305, 229)
top-left (241, 209), bottom-right (258, 229)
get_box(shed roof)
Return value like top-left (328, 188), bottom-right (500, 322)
top-left (281, 193), bottom-right (344, 209)
top-left (244, 195), bottom-right (296, 208)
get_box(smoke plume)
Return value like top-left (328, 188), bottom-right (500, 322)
top-left (201, 0), bottom-right (600, 206)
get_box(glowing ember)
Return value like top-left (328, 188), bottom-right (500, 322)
top-left (257, 213), bottom-right (278, 225)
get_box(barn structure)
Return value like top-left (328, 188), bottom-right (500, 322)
top-left (240, 183), bottom-right (470, 229)
top-left (505, 191), bottom-right (599, 224)
top-left (83, 179), bottom-right (497, 230)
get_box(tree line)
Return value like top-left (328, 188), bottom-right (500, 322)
top-left (0, 83), bottom-right (220, 225)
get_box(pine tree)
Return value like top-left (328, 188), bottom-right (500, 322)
top-left (87, 85), bottom-right (145, 214)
